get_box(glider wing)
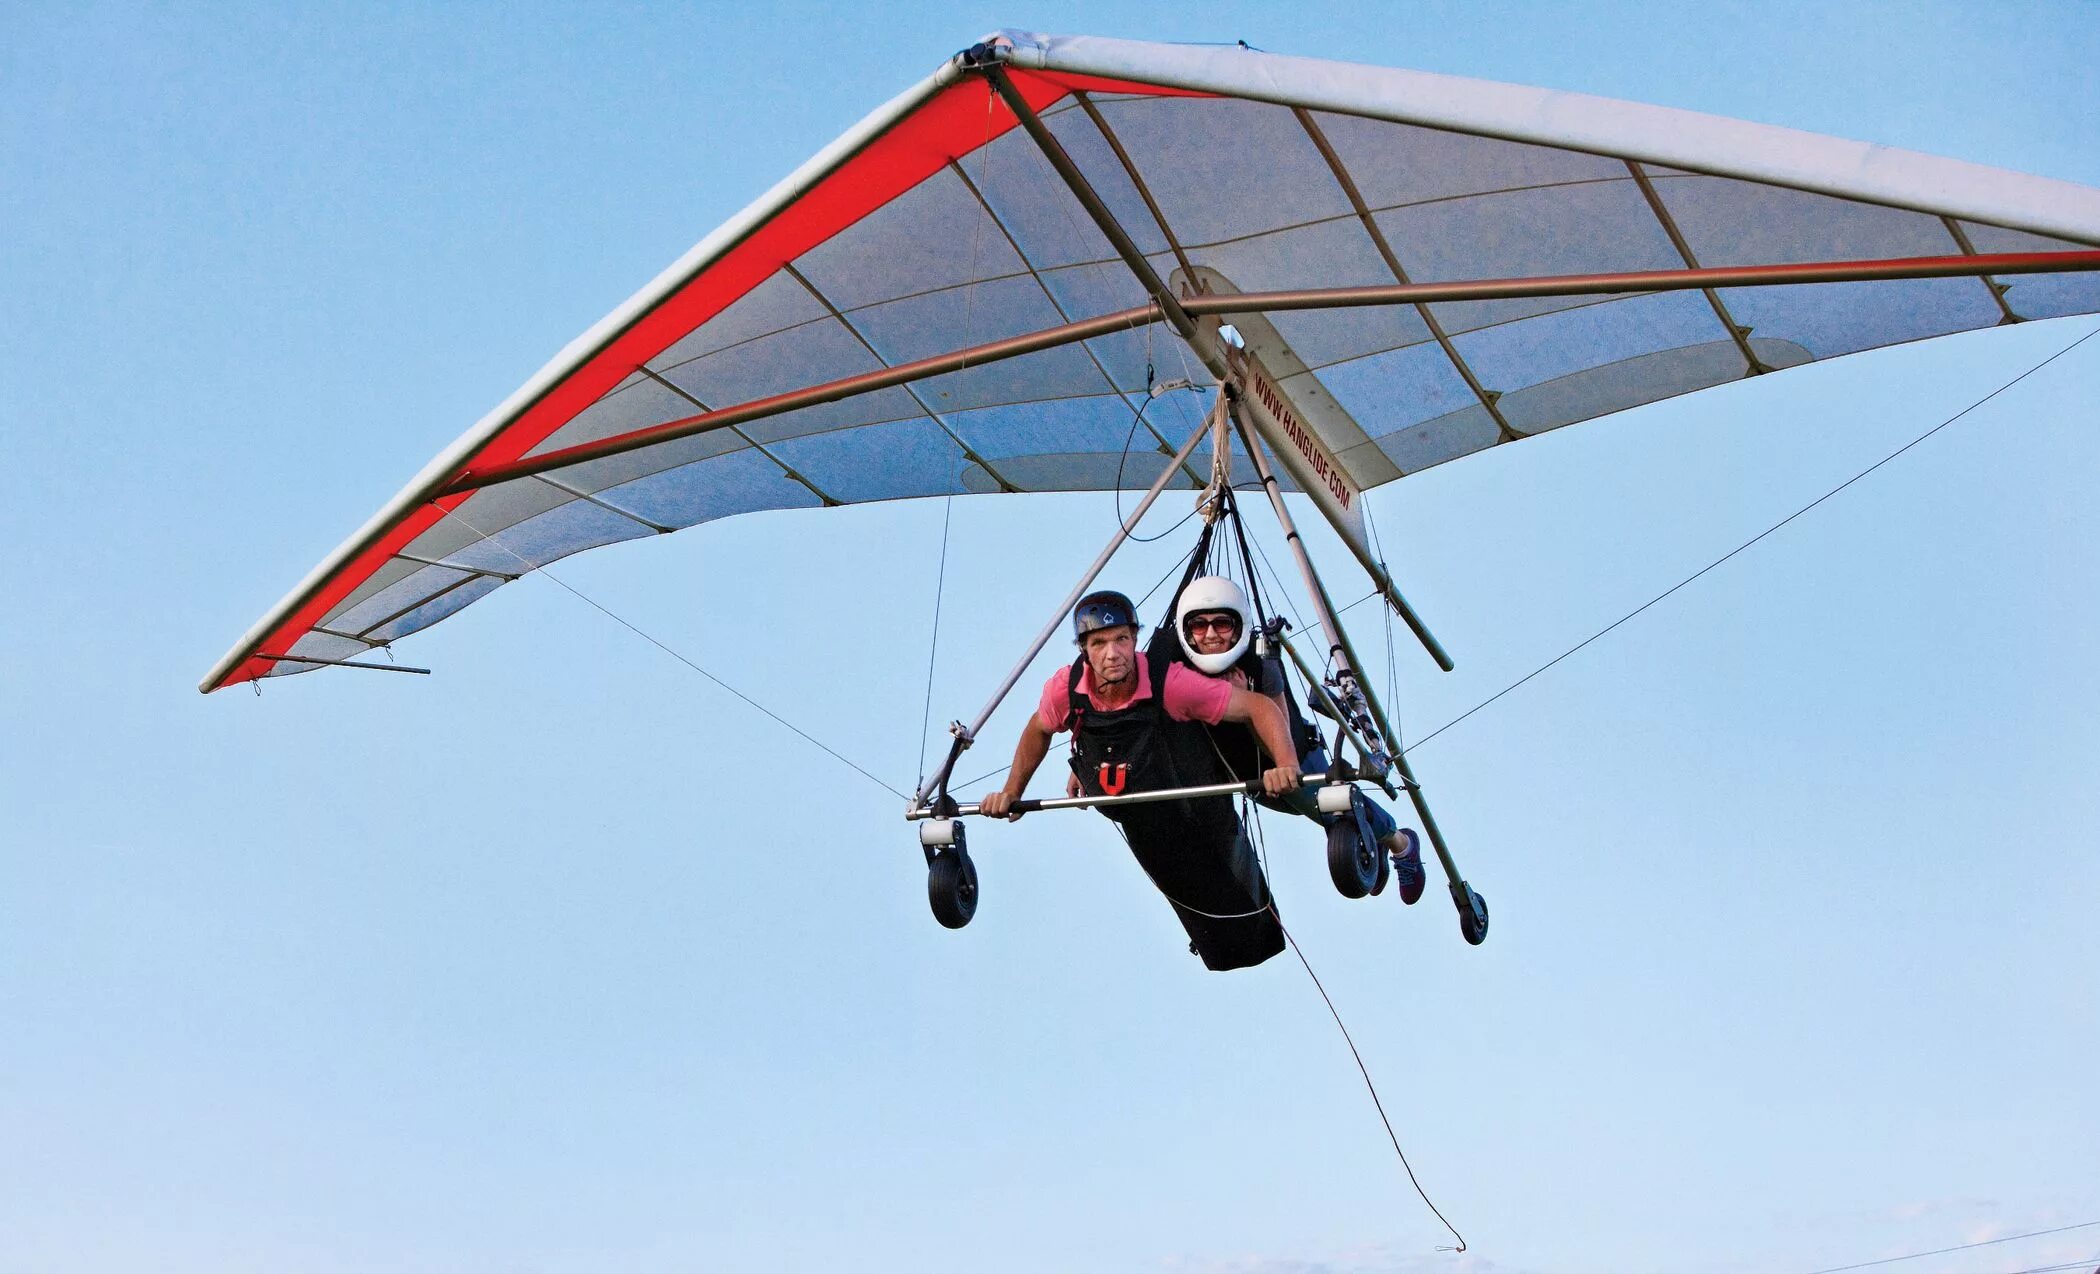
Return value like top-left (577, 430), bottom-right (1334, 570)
top-left (203, 31), bottom-right (2100, 691)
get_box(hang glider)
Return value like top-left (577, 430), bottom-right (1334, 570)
top-left (201, 31), bottom-right (2100, 693)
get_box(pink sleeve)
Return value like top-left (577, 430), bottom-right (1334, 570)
top-left (1162, 662), bottom-right (1233, 726)
top-left (1037, 668), bottom-right (1073, 733)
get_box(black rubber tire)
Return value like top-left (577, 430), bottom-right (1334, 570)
top-left (1459, 887), bottom-right (1489, 946)
top-left (1370, 835), bottom-right (1392, 896)
top-left (928, 849), bottom-right (978, 930)
top-left (1326, 814), bottom-right (1380, 899)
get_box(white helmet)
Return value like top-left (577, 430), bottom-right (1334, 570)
top-left (1175, 575), bottom-right (1253, 675)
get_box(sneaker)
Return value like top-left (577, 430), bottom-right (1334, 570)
top-left (1384, 828), bottom-right (1426, 906)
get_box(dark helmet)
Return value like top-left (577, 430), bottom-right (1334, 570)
top-left (1071, 590), bottom-right (1139, 643)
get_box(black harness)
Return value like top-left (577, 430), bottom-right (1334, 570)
top-left (1062, 639), bottom-right (1281, 971)
top-left (1064, 643), bottom-right (1235, 835)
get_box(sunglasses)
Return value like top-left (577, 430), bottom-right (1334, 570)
top-left (1184, 613), bottom-right (1241, 635)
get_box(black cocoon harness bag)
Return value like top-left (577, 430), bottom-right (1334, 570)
top-left (1066, 635), bottom-right (1284, 971)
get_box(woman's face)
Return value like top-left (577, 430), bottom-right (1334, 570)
top-left (1184, 610), bottom-right (1241, 658)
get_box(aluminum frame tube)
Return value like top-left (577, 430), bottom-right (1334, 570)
top-left (907, 772), bottom-right (1344, 820)
top-left (252, 653), bottom-right (433, 674)
top-left (1181, 250), bottom-right (2100, 316)
top-left (982, 65), bottom-right (1208, 348)
top-left (906, 400), bottom-right (1220, 809)
top-left (443, 304), bottom-right (1162, 495)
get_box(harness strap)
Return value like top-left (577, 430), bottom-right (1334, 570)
top-left (1066, 655), bottom-right (1088, 733)
top-left (1068, 648), bottom-right (1176, 725)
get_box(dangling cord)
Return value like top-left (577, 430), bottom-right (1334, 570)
top-left (1277, 917), bottom-right (1469, 1253)
top-left (1113, 368), bottom-right (1207, 544)
top-left (1243, 804), bottom-right (1469, 1253)
top-left (1111, 365), bottom-right (1156, 532)
top-left (915, 495), bottom-right (954, 790)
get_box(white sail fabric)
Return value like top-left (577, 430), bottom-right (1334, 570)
top-left (204, 31), bottom-right (2100, 691)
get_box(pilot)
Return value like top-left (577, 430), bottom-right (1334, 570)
top-left (1170, 575), bottom-right (1427, 904)
top-left (978, 589), bottom-right (1300, 819)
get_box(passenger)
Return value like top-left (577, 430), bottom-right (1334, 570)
top-left (1170, 575), bottom-right (1427, 904)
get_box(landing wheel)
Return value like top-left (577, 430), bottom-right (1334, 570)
top-left (1326, 801), bottom-right (1381, 899)
top-left (928, 848), bottom-right (978, 929)
top-left (1455, 883), bottom-right (1488, 945)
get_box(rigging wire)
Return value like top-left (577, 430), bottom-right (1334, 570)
top-left (1134, 537), bottom-right (1205, 611)
top-left (1235, 507), bottom-right (1310, 643)
top-left (429, 502), bottom-right (908, 801)
top-left (1801, 1219), bottom-right (2100, 1274)
top-left (1984, 1259), bottom-right (2100, 1274)
top-left (915, 496), bottom-right (954, 787)
top-left (1396, 322), bottom-right (2099, 756)
top-left (1364, 497), bottom-right (1405, 739)
top-left (948, 760), bottom-right (1010, 795)
top-left (914, 92), bottom-right (995, 786)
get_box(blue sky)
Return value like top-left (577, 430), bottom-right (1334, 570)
top-left (3, 4), bottom-right (2097, 1273)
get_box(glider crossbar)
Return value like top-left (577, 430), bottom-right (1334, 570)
top-left (907, 399), bottom-right (1221, 811)
top-left (908, 771), bottom-right (1349, 820)
top-left (441, 250), bottom-right (2100, 497)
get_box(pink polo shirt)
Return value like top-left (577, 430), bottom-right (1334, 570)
top-left (1036, 656), bottom-right (1233, 733)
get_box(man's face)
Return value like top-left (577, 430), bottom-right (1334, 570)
top-left (1081, 625), bottom-right (1138, 686)
top-left (1184, 610), bottom-right (1241, 658)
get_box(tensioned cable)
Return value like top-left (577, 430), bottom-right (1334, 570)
top-left (1802, 1219), bottom-right (2100, 1274)
top-left (915, 95), bottom-right (999, 785)
top-left (429, 502), bottom-right (907, 801)
top-left (1237, 511), bottom-right (1311, 647)
top-left (1398, 323), bottom-right (2098, 755)
top-left (1986, 1258), bottom-right (2100, 1274)
top-left (1364, 498), bottom-right (1405, 739)
top-left (916, 496), bottom-right (954, 787)
top-left (1135, 536), bottom-right (1205, 611)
